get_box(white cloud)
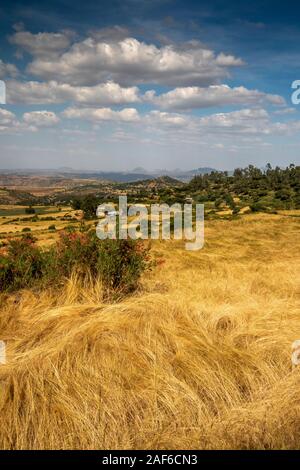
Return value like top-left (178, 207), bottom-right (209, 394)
top-left (23, 110), bottom-right (60, 128)
top-left (0, 60), bottom-right (18, 79)
top-left (273, 107), bottom-right (296, 115)
top-left (120, 107), bottom-right (271, 136)
top-left (215, 52), bottom-right (243, 67)
top-left (0, 108), bottom-right (16, 126)
top-left (141, 107), bottom-right (300, 142)
top-left (147, 84), bottom-right (285, 110)
top-left (9, 30), bottom-right (73, 58)
top-left (88, 26), bottom-right (130, 41)
top-left (62, 107), bottom-right (140, 122)
top-left (194, 108), bottom-right (300, 136)
top-left (197, 108), bottom-right (271, 134)
top-left (6, 80), bottom-right (140, 105)
top-left (61, 105), bottom-right (300, 138)
top-left (5, 27), bottom-right (300, 165)
top-left (145, 110), bottom-right (189, 127)
top-left (23, 34), bottom-right (243, 86)
top-left (0, 109), bottom-right (32, 137)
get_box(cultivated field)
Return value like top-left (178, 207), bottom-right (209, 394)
top-left (0, 205), bottom-right (85, 247)
top-left (0, 212), bottom-right (299, 449)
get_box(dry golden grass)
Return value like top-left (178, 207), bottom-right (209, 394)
top-left (0, 213), bottom-right (300, 449)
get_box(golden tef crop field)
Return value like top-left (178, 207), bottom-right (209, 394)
top-left (0, 212), bottom-right (300, 449)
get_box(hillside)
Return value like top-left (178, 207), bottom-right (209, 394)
top-left (120, 175), bottom-right (184, 190)
top-left (0, 188), bottom-right (37, 205)
top-left (0, 165), bottom-right (298, 214)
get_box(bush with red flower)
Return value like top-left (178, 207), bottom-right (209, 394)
top-left (0, 230), bottom-right (151, 297)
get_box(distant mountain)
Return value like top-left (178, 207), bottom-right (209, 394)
top-left (57, 166), bottom-right (75, 172)
top-left (131, 167), bottom-right (150, 174)
top-left (156, 176), bottom-right (183, 185)
top-left (122, 176), bottom-right (184, 191)
top-left (128, 167), bottom-right (217, 182)
top-left (0, 167), bottom-right (218, 183)
top-left (95, 172), bottom-right (151, 182)
top-left (168, 167), bottom-right (216, 182)
top-left (126, 175), bottom-right (183, 188)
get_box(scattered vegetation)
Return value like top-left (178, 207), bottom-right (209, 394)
top-left (2, 165), bottom-right (299, 213)
top-left (67, 164), bottom-right (300, 216)
top-left (25, 206), bottom-right (36, 214)
top-left (187, 163), bottom-right (300, 212)
top-left (71, 195), bottom-right (100, 219)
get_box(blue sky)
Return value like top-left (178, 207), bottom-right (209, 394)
top-left (0, 0), bottom-right (300, 171)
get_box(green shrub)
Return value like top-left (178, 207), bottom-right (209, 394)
top-left (71, 195), bottom-right (99, 220)
top-left (0, 230), bottom-right (151, 296)
top-left (97, 238), bottom-right (150, 294)
top-left (48, 225), bottom-right (56, 231)
top-left (54, 231), bottom-right (150, 295)
top-left (41, 216), bottom-right (56, 221)
top-left (250, 203), bottom-right (266, 212)
top-left (54, 231), bottom-right (99, 278)
top-left (0, 235), bottom-right (45, 291)
top-left (22, 227), bottom-right (31, 232)
top-left (25, 207), bottom-right (36, 214)
top-left (64, 225), bottom-right (78, 232)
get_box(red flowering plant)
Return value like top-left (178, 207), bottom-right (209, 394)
top-left (96, 238), bottom-right (151, 295)
top-left (53, 230), bottom-right (99, 278)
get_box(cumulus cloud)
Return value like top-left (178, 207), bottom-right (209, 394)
top-left (6, 80), bottom-right (141, 105)
top-left (61, 104), bottom-right (300, 138)
top-left (0, 60), bottom-right (18, 79)
top-left (182, 108), bottom-right (300, 136)
top-left (22, 110), bottom-right (60, 128)
top-left (7, 78), bottom-right (285, 112)
top-left (62, 107), bottom-right (140, 122)
top-left (141, 107), bottom-right (300, 141)
top-left (194, 108), bottom-right (300, 136)
top-left (145, 110), bottom-right (190, 127)
top-left (0, 109), bottom-right (60, 134)
top-left (9, 30), bottom-right (74, 58)
top-left (147, 84), bottom-right (285, 110)
top-left (197, 108), bottom-right (271, 134)
top-left (273, 107), bottom-right (296, 115)
top-left (20, 33), bottom-right (243, 86)
top-left (88, 26), bottom-right (130, 41)
top-left (0, 108), bottom-right (16, 126)
top-left (4, 26), bottom-right (298, 149)
top-left (143, 108), bottom-right (266, 134)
